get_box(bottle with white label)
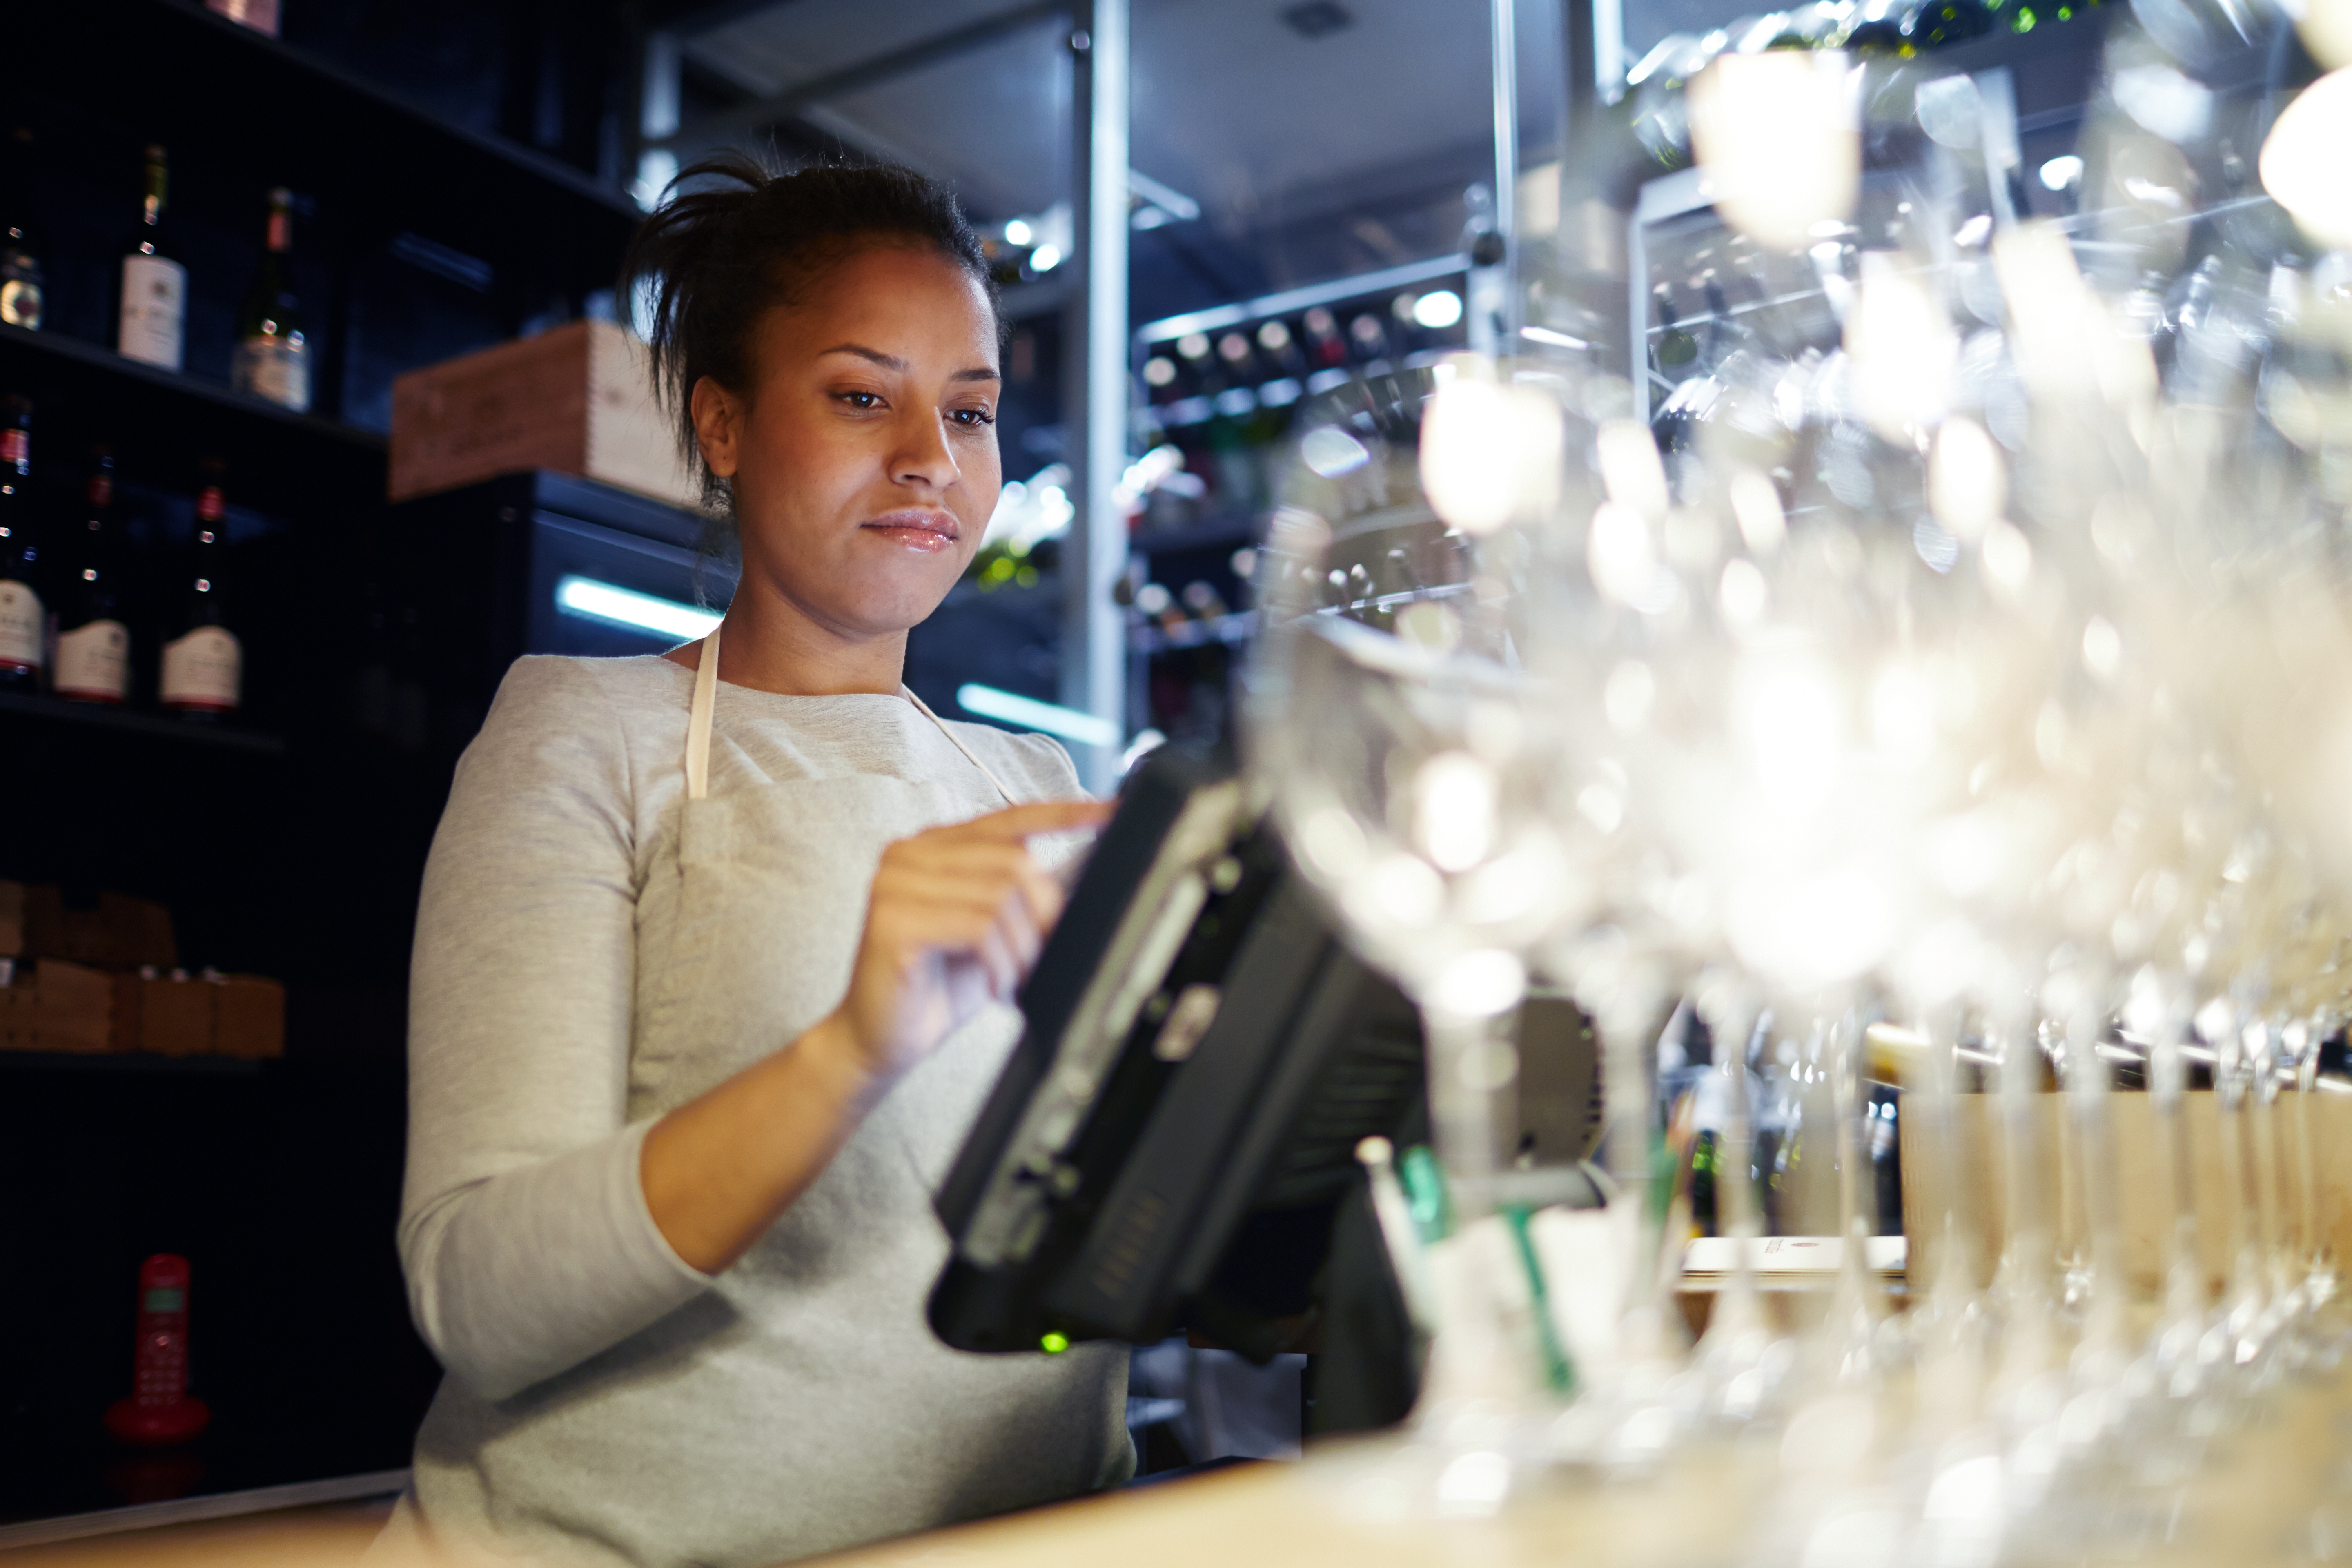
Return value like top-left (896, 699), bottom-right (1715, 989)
top-left (55, 448), bottom-right (129, 705)
top-left (0, 394), bottom-right (42, 688)
top-left (162, 463), bottom-right (241, 720)
top-left (230, 187), bottom-right (307, 411)
top-left (0, 127), bottom-right (43, 332)
top-left (118, 146), bottom-right (186, 372)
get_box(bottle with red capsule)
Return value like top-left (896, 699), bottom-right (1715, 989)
top-left (53, 446), bottom-right (129, 705)
top-left (105, 1254), bottom-right (210, 1446)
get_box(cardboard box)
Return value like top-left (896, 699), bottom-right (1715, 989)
top-left (109, 969), bottom-right (288, 1058)
top-left (0, 959), bottom-right (114, 1053)
top-left (2, 882), bottom-right (178, 969)
top-left (389, 319), bottom-right (700, 509)
top-left (214, 974), bottom-right (287, 1060)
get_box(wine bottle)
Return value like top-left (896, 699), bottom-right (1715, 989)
top-left (230, 188), bottom-right (308, 412)
top-left (1215, 330), bottom-right (1262, 383)
top-left (1255, 317), bottom-right (1307, 378)
top-left (0, 395), bottom-right (41, 687)
top-left (118, 146), bottom-right (186, 372)
top-left (160, 463), bottom-right (241, 719)
top-left (1302, 306), bottom-right (1347, 368)
top-left (0, 127), bottom-right (42, 331)
top-left (54, 447), bottom-right (129, 704)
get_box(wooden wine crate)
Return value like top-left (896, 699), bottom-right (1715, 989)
top-left (111, 969), bottom-right (287, 1058)
top-left (0, 958), bottom-right (114, 1053)
top-left (1899, 1091), bottom-right (2352, 1297)
top-left (0, 962), bottom-right (284, 1058)
top-left (0, 880), bottom-right (177, 968)
top-left (389, 319), bottom-right (701, 510)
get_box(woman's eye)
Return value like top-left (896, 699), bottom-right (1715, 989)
top-left (837, 391), bottom-right (883, 410)
top-left (950, 408), bottom-right (996, 428)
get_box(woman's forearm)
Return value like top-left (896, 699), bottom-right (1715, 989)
top-left (640, 800), bottom-right (1103, 1276)
top-left (638, 1011), bottom-right (886, 1274)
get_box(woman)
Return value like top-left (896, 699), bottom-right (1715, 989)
top-left (381, 156), bottom-right (1129, 1568)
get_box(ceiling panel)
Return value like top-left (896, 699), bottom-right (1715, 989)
top-left (802, 15), bottom-right (1074, 220)
top-left (1128, 0), bottom-right (1492, 232)
top-left (682, 0), bottom-right (1050, 94)
top-left (678, 0), bottom-right (1496, 228)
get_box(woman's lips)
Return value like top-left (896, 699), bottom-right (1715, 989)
top-left (860, 510), bottom-right (961, 554)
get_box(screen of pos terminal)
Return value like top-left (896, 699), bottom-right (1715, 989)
top-left (926, 747), bottom-right (1598, 1403)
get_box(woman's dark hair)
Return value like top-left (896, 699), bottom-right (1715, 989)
top-left (619, 151), bottom-right (1001, 517)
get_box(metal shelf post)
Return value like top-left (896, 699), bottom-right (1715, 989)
top-left (1060, 0), bottom-right (1132, 792)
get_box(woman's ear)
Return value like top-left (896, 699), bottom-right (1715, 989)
top-left (689, 375), bottom-right (742, 480)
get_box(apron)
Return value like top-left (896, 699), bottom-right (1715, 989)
top-left (682, 624), bottom-right (1016, 807)
top-left (635, 624), bottom-right (1025, 1203)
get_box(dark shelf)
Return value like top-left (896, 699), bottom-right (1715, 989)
top-left (0, 324), bottom-right (384, 518)
top-left (0, 323), bottom-right (383, 454)
top-left (1131, 515), bottom-right (1258, 557)
top-left (21, 1), bottom-right (643, 293)
top-left (0, 690), bottom-right (288, 756)
top-left (0, 1051), bottom-right (264, 1076)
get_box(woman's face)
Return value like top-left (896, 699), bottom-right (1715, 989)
top-left (695, 242), bottom-right (1001, 642)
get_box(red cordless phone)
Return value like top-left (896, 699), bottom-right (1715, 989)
top-left (104, 1254), bottom-right (210, 1446)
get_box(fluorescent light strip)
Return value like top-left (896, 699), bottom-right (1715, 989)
top-left (555, 575), bottom-right (722, 641)
top-left (1520, 323), bottom-right (1592, 350)
top-left (956, 683), bottom-right (1120, 749)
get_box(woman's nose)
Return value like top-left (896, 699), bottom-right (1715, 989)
top-left (893, 412), bottom-right (960, 491)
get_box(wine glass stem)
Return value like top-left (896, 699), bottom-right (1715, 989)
top-left (2251, 1020), bottom-right (2293, 1305)
top-left (1992, 1012), bottom-right (2054, 1390)
top-left (2150, 1021), bottom-right (2205, 1342)
top-left (1917, 1004), bottom-right (1973, 1303)
top-left (2217, 1021), bottom-right (2265, 1342)
top-left (1694, 988), bottom-right (1764, 1340)
top-left (2295, 1021), bottom-right (2334, 1302)
top-left (2062, 994), bottom-right (2128, 1359)
top-left (1598, 998), bottom-right (1669, 1349)
top-left (1824, 1006), bottom-right (1882, 1359)
top-left (1420, 1003), bottom-right (1515, 1224)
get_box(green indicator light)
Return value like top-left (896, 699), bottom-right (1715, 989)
top-left (1040, 1331), bottom-right (1070, 1354)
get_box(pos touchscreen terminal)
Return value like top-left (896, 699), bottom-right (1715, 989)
top-left (927, 747), bottom-right (1598, 1427)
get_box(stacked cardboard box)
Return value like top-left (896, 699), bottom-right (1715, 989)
top-left (0, 883), bottom-right (285, 1059)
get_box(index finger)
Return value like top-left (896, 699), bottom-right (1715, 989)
top-left (958, 800), bottom-right (1113, 839)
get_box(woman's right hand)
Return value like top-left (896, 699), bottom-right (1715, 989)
top-left (822, 800), bottom-right (1109, 1090)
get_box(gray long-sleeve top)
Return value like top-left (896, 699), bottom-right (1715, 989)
top-left (382, 654), bottom-right (1129, 1568)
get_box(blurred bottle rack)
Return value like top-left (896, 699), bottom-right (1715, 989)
top-left (1129, 608), bottom-right (1256, 656)
top-left (1123, 255), bottom-right (1472, 748)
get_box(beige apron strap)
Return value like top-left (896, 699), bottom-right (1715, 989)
top-left (685, 626), bottom-right (721, 801)
top-left (903, 685), bottom-right (1017, 806)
